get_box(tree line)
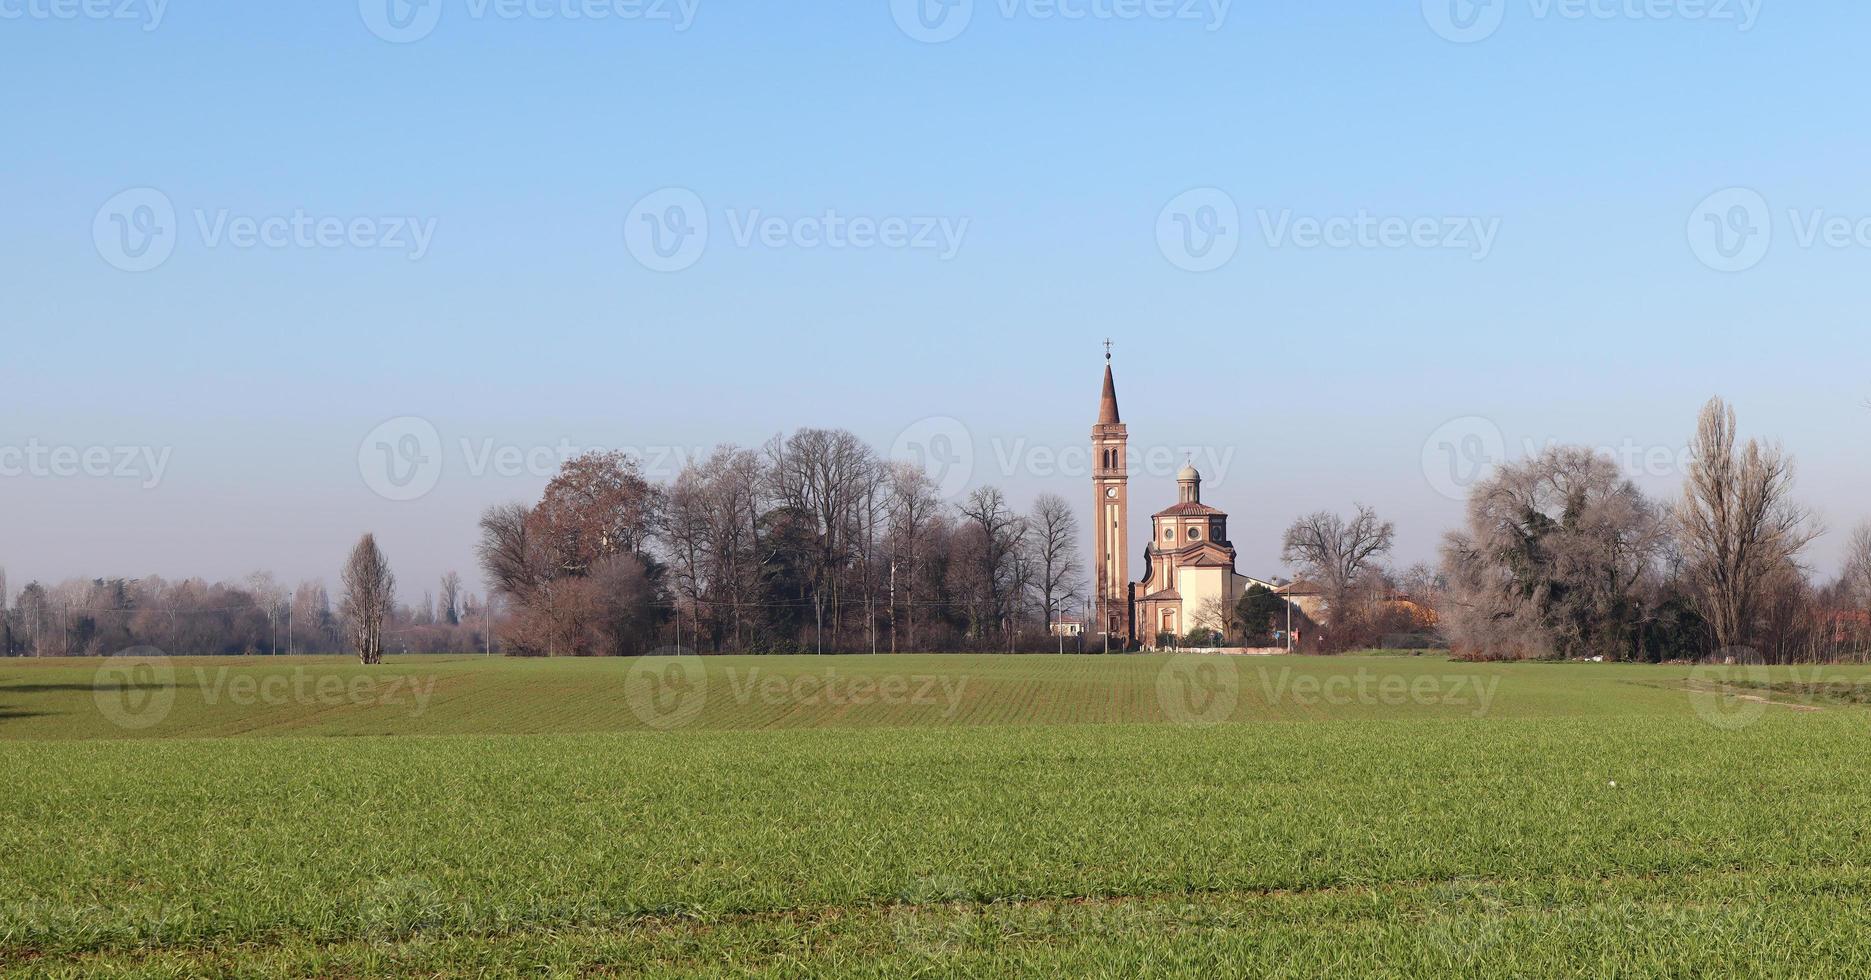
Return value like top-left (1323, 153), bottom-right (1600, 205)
top-left (0, 560), bottom-right (491, 658)
top-left (1438, 397), bottom-right (1869, 663)
top-left (7, 398), bottom-right (1869, 663)
top-left (474, 430), bottom-right (1089, 655)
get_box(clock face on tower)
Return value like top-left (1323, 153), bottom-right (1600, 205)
top-left (1106, 486), bottom-right (1119, 499)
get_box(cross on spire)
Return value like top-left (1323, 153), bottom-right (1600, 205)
top-left (1104, 338), bottom-right (1113, 361)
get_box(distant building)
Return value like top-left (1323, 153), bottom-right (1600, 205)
top-left (1090, 353), bottom-right (1259, 650)
top-left (1049, 616), bottom-right (1084, 637)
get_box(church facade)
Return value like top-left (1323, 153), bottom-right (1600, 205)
top-left (1092, 356), bottom-right (1257, 649)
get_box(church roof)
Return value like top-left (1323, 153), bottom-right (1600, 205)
top-left (1139, 587), bottom-right (1181, 602)
top-left (1154, 501), bottom-right (1225, 518)
top-left (1176, 547), bottom-right (1237, 567)
top-left (1098, 364), bottom-right (1121, 424)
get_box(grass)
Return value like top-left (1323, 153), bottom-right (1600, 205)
top-left (3, 653), bottom-right (1870, 976)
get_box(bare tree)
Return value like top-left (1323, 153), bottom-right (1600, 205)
top-left (1844, 524), bottom-right (1871, 613)
top-left (340, 533), bottom-right (396, 665)
top-left (478, 503), bottom-right (542, 604)
top-left (700, 446), bottom-right (766, 650)
top-left (1282, 505), bottom-right (1395, 648)
top-left (439, 571), bottom-right (462, 626)
top-left (1028, 493), bottom-right (1083, 635)
top-left (765, 429), bottom-right (877, 650)
top-left (1675, 397), bottom-right (1819, 658)
top-left (664, 461), bottom-right (714, 647)
top-left (885, 461), bottom-right (942, 652)
top-left (957, 486), bottom-right (1028, 648)
top-left (1282, 506), bottom-right (1396, 594)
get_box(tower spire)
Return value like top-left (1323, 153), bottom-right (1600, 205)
top-left (1098, 342), bottom-right (1120, 424)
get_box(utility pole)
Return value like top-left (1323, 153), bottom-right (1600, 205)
top-left (286, 591), bottom-right (293, 657)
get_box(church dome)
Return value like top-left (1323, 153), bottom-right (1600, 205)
top-left (1177, 462), bottom-right (1199, 482)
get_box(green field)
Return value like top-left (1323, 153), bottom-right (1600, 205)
top-left (4, 654), bottom-right (1871, 976)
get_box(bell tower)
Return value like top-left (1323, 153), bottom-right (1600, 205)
top-left (1092, 343), bottom-right (1130, 648)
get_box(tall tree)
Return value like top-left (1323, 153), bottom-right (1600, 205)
top-left (885, 461), bottom-right (942, 652)
top-left (340, 533), bottom-right (396, 665)
top-left (439, 571), bottom-right (462, 626)
top-left (1028, 493), bottom-right (1083, 635)
top-left (765, 429), bottom-right (877, 650)
top-left (957, 486), bottom-right (1028, 648)
top-left (1675, 397), bottom-right (1818, 658)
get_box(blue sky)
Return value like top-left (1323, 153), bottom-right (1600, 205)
top-left (3, 0), bottom-right (1868, 598)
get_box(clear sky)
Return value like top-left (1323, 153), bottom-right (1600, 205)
top-left (3, 0), bottom-right (1868, 600)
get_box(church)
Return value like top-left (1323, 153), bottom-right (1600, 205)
top-left (1092, 354), bottom-right (1260, 649)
